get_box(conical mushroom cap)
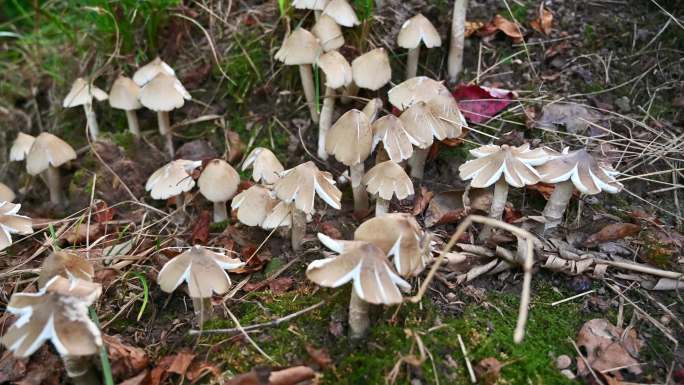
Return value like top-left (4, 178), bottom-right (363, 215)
top-left (262, 201), bottom-right (294, 229)
top-left (157, 246), bottom-right (244, 298)
top-left (133, 57), bottom-right (176, 86)
top-left (109, 76), bottom-right (142, 110)
top-left (26, 133), bottom-right (77, 175)
top-left (275, 28), bottom-right (321, 65)
top-left (388, 76), bottom-right (450, 110)
top-left (273, 161), bottom-right (341, 214)
top-left (459, 144), bottom-right (553, 188)
top-left (242, 147), bottom-right (285, 185)
top-left (139, 73), bottom-right (191, 112)
top-left (62, 78), bottom-right (108, 108)
top-left (322, 0), bottom-right (359, 27)
top-left (398, 102), bottom-right (439, 149)
top-left (0, 183), bottom-right (15, 202)
top-left (362, 161), bottom-right (414, 200)
top-left (1, 276), bottom-right (102, 358)
top-left (325, 109), bottom-right (372, 166)
top-left (198, 159), bottom-right (240, 203)
top-left (351, 48), bottom-right (392, 91)
top-left (317, 51), bottom-right (352, 89)
top-left (293, 0), bottom-right (329, 10)
top-left (426, 94), bottom-right (466, 140)
top-left (0, 202), bottom-right (33, 251)
top-left (10, 132), bottom-right (35, 162)
top-left (537, 148), bottom-right (622, 195)
top-left (312, 15), bottom-right (344, 52)
top-left (145, 159), bottom-right (201, 200)
top-left (362, 98), bottom-right (383, 123)
top-left (231, 185), bottom-right (278, 227)
top-left (372, 115), bottom-right (416, 162)
top-left (397, 13), bottom-right (442, 49)
top-left (38, 251), bottom-right (94, 288)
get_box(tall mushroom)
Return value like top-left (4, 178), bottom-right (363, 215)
top-left (63, 78), bottom-right (108, 141)
top-left (9, 132), bottom-right (35, 161)
top-left (0, 202), bottom-right (33, 251)
top-left (242, 147), bottom-right (285, 185)
top-left (109, 76), bottom-right (142, 138)
top-left (362, 161), bottom-right (414, 216)
top-left (312, 15), bottom-right (344, 52)
top-left (145, 159), bottom-right (202, 207)
top-left (345, 48), bottom-right (392, 103)
top-left (538, 148), bottom-right (622, 230)
top-left (198, 159), bottom-right (240, 223)
top-left (322, 0), bottom-right (359, 27)
top-left (317, 51), bottom-right (353, 159)
top-left (397, 14), bottom-right (442, 79)
top-left (0, 183), bottom-right (15, 202)
top-left (26, 133), bottom-right (77, 206)
top-left (132, 57), bottom-right (175, 86)
top-left (231, 185), bottom-right (280, 227)
top-left (448, 0), bottom-right (468, 83)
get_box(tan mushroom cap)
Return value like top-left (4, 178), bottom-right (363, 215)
top-left (293, 0), bottom-right (329, 10)
top-left (0, 183), bottom-right (15, 202)
top-left (312, 15), bottom-right (344, 52)
top-left (307, 240), bottom-right (409, 304)
top-left (397, 13), bottom-right (442, 49)
top-left (275, 28), bottom-right (322, 65)
top-left (1, 276), bottom-right (102, 358)
top-left (262, 201), bottom-right (294, 229)
top-left (231, 185), bottom-right (278, 227)
top-left (198, 159), bottom-right (240, 203)
top-left (133, 57), bottom-right (176, 86)
top-left (157, 246), bottom-right (244, 298)
top-left (242, 147), bottom-right (285, 185)
top-left (317, 51), bottom-right (352, 89)
top-left (274, 161), bottom-right (341, 214)
top-left (362, 98), bottom-right (383, 123)
top-left (26, 133), bottom-right (77, 175)
top-left (398, 101), bottom-right (440, 149)
top-left (38, 251), bottom-right (94, 288)
top-left (459, 144), bottom-right (553, 188)
top-left (362, 161), bottom-right (414, 201)
top-left (10, 132), bottom-right (35, 162)
top-left (108, 76), bottom-right (142, 110)
top-left (372, 115), bottom-right (416, 162)
top-left (388, 76), bottom-right (450, 110)
top-left (426, 94), bottom-right (466, 140)
top-left (351, 48), bottom-right (392, 91)
top-left (62, 78), bottom-right (108, 108)
top-left (538, 148), bottom-right (622, 195)
top-left (0, 202), bottom-right (33, 251)
top-left (325, 109), bottom-right (372, 166)
top-left (139, 73), bottom-right (191, 112)
top-left (145, 159), bottom-right (201, 200)
top-left (322, 0), bottom-right (359, 27)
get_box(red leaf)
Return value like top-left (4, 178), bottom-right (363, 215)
top-left (584, 223), bottom-right (641, 247)
top-left (452, 84), bottom-right (514, 123)
top-left (167, 351), bottom-right (196, 377)
top-left (190, 211), bottom-right (211, 245)
top-left (93, 200), bottom-right (115, 223)
top-left (319, 222), bottom-right (343, 240)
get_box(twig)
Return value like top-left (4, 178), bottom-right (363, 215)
top-left (569, 337), bottom-right (605, 385)
top-left (551, 290), bottom-right (596, 306)
top-left (457, 334), bottom-right (477, 384)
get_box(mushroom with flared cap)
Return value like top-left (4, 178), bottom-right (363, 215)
top-left (312, 15), bottom-right (344, 52)
top-left (0, 202), bottom-right (33, 251)
top-left (371, 115), bottom-right (416, 163)
top-left (343, 48), bottom-right (392, 103)
top-left (261, 201), bottom-right (295, 229)
top-left (317, 51), bottom-right (353, 160)
top-left (63, 78), bottom-right (108, 141)
top-left (133, 57), bottom-right (175, 86)
top-left (387, 76), bottom-right (450, 111)
top-left (322, 0), bottom-right (359, 27)
top-left (0, 183), bottom-right (15, 202)
top-left (397, 14), bottom-right (442, 78)
top-left (231, 185), bottom-right (279, 227)
top-left (537, 148), bottom-right (622, 230)
top-left (37, 250), bottom-right (94, 288)
top-left (448, 0), bottom-right (468, 83)
top-left (10, 132), bottom-right (35, 162)
top-left (109, 76), bottom-right (143, 138)
top-left (26, 133), bottom-right (77, 205)
top-left (275, 28), bottom-right (322, 123)
top-left (145, 159), bottom-right (201, 208)
top-left (139, 73), bottom-right (191, 157)
top-left (307, 237), bottom-right (409, 339)
top-left (198, 159), bottom-right (240, 223)
top-left (242, 147), bottom-right (285, 185)
top-left (362, 161), bottom-right (414, 216)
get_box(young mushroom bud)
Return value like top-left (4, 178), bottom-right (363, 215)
top-left (362, 161), bottom-right (414, 216)
top-left (145, 159), bottom-right (202, 208)
top-left (198, 159), bottom-right (240, 223)
top-left (0, 183), bottom-right (16, 202)
top-left (109, 76), bottom-right (143, 138)
top-left (242, 147), bottom-right (285, 185)
top-left (0, 202), bottom-right (33, 251)
top-left (322, 0), bottom-right (359, 27)
top-left (397, 14), bottom-right (442, 79)
top-left (63, 78), bottom-right (108, 141)
top-left (10, 132), bottom-right (35, 162)
top-left (317, 51), bottom-right (353, 160)
top-left (312, 15), bottom-right (344, 52)
top-left (26, 133), bottom-right (77, 206)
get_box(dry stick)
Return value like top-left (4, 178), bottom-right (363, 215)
top-left (569, 338), bottom-right (606, 385)
top-left (224, 306), bottom-right (275, 362)
top-left (457, 334), bottom-right (477, 383)
top-left (551, 289), bottom-right (595, 306)
top-left (594, 259), bottom-right (683, 280)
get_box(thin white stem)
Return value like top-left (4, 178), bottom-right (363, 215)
top-left (318, 86), bottom-right (335, 160)
top-left (406, 46), bottom-right (420, 79)
top-left (350, 163), bottom-right (369, 213)
top-left (408, 147), bottom-right (430, 179)
top-left (125, 110), bottom-right (141, 138)
top-left (83, 103), bottom-right (99, 141)
top-left (213, 201), bottom-right (228, 223)
top-left (299, 64), bottom-right (319, 123)
top-left (448, 0), bottom-right (468, 83)
top-left (479, 178), bottom-right (508, 241)
top-left (349, 289), bottom-right (370, 340)
top-left (376, 197), bottom-right (390, 216)
top-left (542, 180), bottom-right (574, 230)
top-left (157, 111), bottom-right (174, 157)
top-left (291, 208), bottom-right (307, 252)
top-left (45, 165), bottom-right (64, 205)
top-left (192, 297), bottom-right (213, 326)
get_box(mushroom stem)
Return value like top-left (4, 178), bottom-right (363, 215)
top-left (479, 177), bottom-right (508, 241)
top-left (318, 86), bottom-right (335, 160)
top-left (375, 197), bottom-right (390, 216)
top-left (45, 165), bottom-right (65, 205)
top-left (406, 46), bottom-right (421, 79)
top-left (192, 297), bottom-right (213, 325)
top-left (314, 10), bottom-right (321, 20)
top-left (291, 208), bottom-right (307, 252)
top-left (349, 289), bottom-right (370, 340)
top-left (350, 163), bottom-right (369, 213)
top-left (340, 82), bottom-right (358, 104)
top-left (299, 64), bottom-right (319, 123)
top-left (213, 201), bottom-right (228, 223)
top-left (542, 180), bottom-right (574, 230)
top-left (447, 0), bottom-right (468, 83)
top-left (64, 356), bottom-right (101, 385)
top-left (408, 147), bottom-right (430, 179)
top-left (83, 103), bottom-right (99, 141)
top-left (125, 110), bottom-right (141, 138)
top-left (157, 111), bottom-right (174, 157)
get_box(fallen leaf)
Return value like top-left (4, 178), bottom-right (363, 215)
top-left (226, 131), bottom-right (245, 163)
top-left (118, 370), bottom-right (149, 385)
top-left (190, 210), bottom-right (211, 245)
top-left (452, 85), bottom-right (514, 123)
top-left (149, 355), bottom-right (175, 385)
top-left (536, 103), bottom-right (602, 134)
top-left (231, 244), bottom-right (269, 274)
top-left (424, 190), bottom-right (470, 227)
top-left (63, 223), bottom-right (102, 244)
top-left (584, 223), bottom-right (641, 247)
top-left (268, 277), bottom-right (294, 294)
top-left (305, 344), bottom-right (333, 369)
top-left (186, 361), bottom-right (221, 383)
top-left (226, 366), bottom-right (316, 385)
top-left (167, 351), bottom-right (196, 377)
top-left (576, 319), bottom-right (643, 380)
top-left (104, 335), bottom-right (149, 381)
top-left (464, 21), bottom-right (485, 37)
top-left (527, 182), bottom-right (557, 199)
top-left (544, 40), bottom-right (571, 59)
top-left (530, 5), bottom-right (553, 35)
top-left (93, 199), bottom-right (115, 223)
top-left (478, 14), bottom-right (524, 43)
top-left (319, 222), bottom-right (343, 240)
top-left (475, 357), bottom-right (504, 385)
top-left (412, 186), bottom-right (434, 215)
top-left (503, 204), bottom-right (522, 223)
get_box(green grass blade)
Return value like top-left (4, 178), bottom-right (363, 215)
top-left (89, 307), bottom-right (114, 385)
top-left (278, 0), bottom-right (288, 17)
top-left (133, 272), bottom-right (150, 321)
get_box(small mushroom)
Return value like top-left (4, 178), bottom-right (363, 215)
top-left (10, 132), bottom-right (35, 161)
top-left (132, 57), bottom-right (175, 86)
top-left (317, 51), bottom-right (353, 159)
top-left (397, 14), bottom-right (442, 78)
top-left (293, 0), bottom-right (330, 19)
top-left (242, 147), bottom-right (285, 185)
top-left (262, 201), bottom-right (295, 229)
top-left (537, 148), bottom-right (622, 230)
top-left (26, 133), bottom-right (77, 205)
top-left (145, 159), bottom-right (202, 207)
top-left (198, 159), bottom-right (240, 223)
top-left (371, 115), bottom-right (416, 163)
top-left (109, 76), bottom-right (143, 138)
top-left (0, 202), bottom-right (33, 251)
top-left (448, 0), bottom-right (468, 82)
top-left (38, 250), bottom-right (94, 288)
top-left (362, 98), bottom-right (383, 123)
top-left (0, 183), bottom-right (15, 202)
top-left (322, 0), bottom-right (359, 27)
top-left (231, 185), bottom-right (279, 227)
top-left (362, 161), bottom-right (414, 216)
top-left (63, 78), bottom-right (108, 141)
top-left (345, 48), bottom-right (392, 102)
top-left (388, 76), bottom-right (450, 110)
top-left (312, 15), bottom-right (344, 52)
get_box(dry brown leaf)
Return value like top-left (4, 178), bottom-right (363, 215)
top-left (226, 366), bottom-right (316, 385)
top-left (167, 351), bottom-right (196, 377)
top-left (584, 223), bottom-right (641, 247)
top-left (319, 222), bottom-right (343, 240)
top-left (226, 131), bottom-right (245, 163)
top-left (475, 357), bottom-right (504, 385)
top-left (412, 186), bottom-right (434, 215)
top-left (465, 21), bottom-right (485, 37)
top-left (530, 5), bottom-right (553, 35)
top-left (305, 344), bottom-right (333, 369)
top-left (478, 15), bottom-right (524, 43)
top-left (118, 370), bottom-right (149, 385)
top-left (424, 190), bottom-right (470, 228)
top-left (190, 210), bottom-right (211, 245)
top-left (576, 319), bottom-right (643, 380)
top-left (92, 199), bottom-right (115, 223)
top-left (104, 335), bottom-right (149, 381)
top-left (63, 223), bottom-right (102, 244)
top-left (186, 361), bottom-right (221, 383)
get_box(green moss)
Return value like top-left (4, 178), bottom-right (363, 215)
top-left (210, 220), bottom-right (229, 232)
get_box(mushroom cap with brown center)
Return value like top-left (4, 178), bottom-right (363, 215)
top-left (537, 148), bottom-right (622, 195)
top-left (10, 132), bottom-right (35, 162)
top-left (397, 13), bottom-right (442, 49)
top-left (198, 159), bottom-right (240, 203)
top-left (275, 28), bottom-right (321, 65)
top-left (0, 202), bottom-right (33, 251)
top-left (242, 147), bottom-right (285, 185)
top-left (26, 133), bottom-right (77, 176)
top-left (388, 76), bottom-right (451, 110)
top-left (459, 144), bottom-right (553, 188)
top-left (109, 76), bottom-right (142, 110)
top-left (362, 98), bottom-right (383, 123)
top-left (362, 161), bottom-right (414, 201)
top-left (231, 185), bottom-right (279, 227)
top-left (372, 115), bottom-right (416, 162)
top-left (62, 78), bottom-right (108, 108)
top-left (325, 109), bottom-right (373, 166)
top-left (139, 73), bottom-right (191, 112)
top-left (145, 159), bottom-right (202, 200)
top-left (351, 48), bottom-right (392, 91)
top-left (133, 57), bottom-right (176, 86)
top-left (274, 161), bottom-right (341, 214)
top-left (317, 51), bottom-right (352, 89)
top-left (38, 251), bottom-right (94, 288)
top-left (322, 0), bottom-right (359, 27)
top-left (312, 14), bottom-right (344, 52)
top-left (0, 183), bottom-right (15, 202)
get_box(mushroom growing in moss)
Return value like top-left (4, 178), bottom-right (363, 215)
top-left (0, 202), bottom-right (33, 251)
top-left (63, 78), bottom-right (108, 141)
top-left (397, 14), bottom-right (442, 79)
top-left (26, 133), bottom-right (77, 206)
top-left (362, 161), bottom-right (414, 216)
top-left (198, 159), bottom-right (240, 223)
top-left (133, 57), bottom-right (175, 86)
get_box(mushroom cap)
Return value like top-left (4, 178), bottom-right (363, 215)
top-left (145, 159), bottom-right (201, 200)
top-left (108, 76), bottom-right (142, 110)
top-left (231, 185), bottom-right (278, 227)
top-left (388, 76), bottom-right (450, 110)
top-left (312, 15), bottom-right (344, 52)
top-left (293, 0), bottom-right (329, 10)
top-left (10, 132), bottom-right (35, 162)
top-left (62, 78), bottom-right (108, 108)
top-left (261, 200), bottom-right (294, 229)
top-left (133, 57), bottom-right (176, 86)
top-left (0, 183), bottom-right (15, 202)
top-left (157, 245), bottom-right (244, 298)
top-left (325, 109), bottom-right (373, 166)
top-left (275, 28), bottom-right (322, 65)
top-left (0, 202), bottom-right (33, 251)
top-left (537, 148), bottom-right (622, 195)
top-left (307, 240), bottom-right (409, 304)
top-left (322, 0), bottom-right (359, 27)
top-left (362, 161), bottom-right (414, 200)
top-left (398, 101), bottom-right (439, 149)
top-left (397, 13), bottom-right (442, 49)
top-left (362, 98), bottom-right (383, 123)
top-left (38, 251), bottom-right (94, 288)
top-left (459, 144), bottom-right (553, 188)
top-left (351, 48), bottom-right (392, 91)
top-left (426, 94), bottom-right (466, 140)
top-left (139, 73), bottom-right (191, 112)
top-left (198, 159), bottom-right (240, 203)
top-left (26, 133), bottom-right (77, 175)
top-left (1, 276), bottom-right (102, 358)
top-left (372, 115), bottom-right (416, 162)
top-left (242, 147), bottom-right (285, 185)
top-left (273, 161), bottom-right (341, 214)
top-left (317, 51), bottom-right (352, 89)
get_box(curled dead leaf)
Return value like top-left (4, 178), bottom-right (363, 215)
top-left (530, 5), bottom-right (553, 35)
top-left (576, 319), bottom-right (643, 380)
top-left (584, 223), bottom-right (641, 247)
top-left (104, 335), bottom-right (149, 381)
top-left (478, 15), bottom-right (524, 43)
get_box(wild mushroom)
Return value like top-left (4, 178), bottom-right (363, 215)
top-left (38, 250), bottom-right (94, 287)
top-left (197, 159), bottom-right (240, 223)
top-left (397, 14), bottom-right (442, 78)
top-left (325, 109), bottom-right (372, 213)
top-left (362, 161), bottom-right (414, 216)
top-left (537, 148), bottom-right (622, 230)
top-left (317, 51), bottom-right (353, 159)
top-left (307, 238), bottom-right (409, 340)
top-left (157, 245), bottom-right (244, 323)
top-left (10, 132), bottom-right (35, 161)
top-left (0, 183), bottom-right (15, 202)
top-left (362, 98), bottom-right (383, 123)
top-left (387, 76), bottom-right (450, 110)
top-left (322, 0), bottom-right (359, 27)
top-left (0, 202), bottom-right (33, 251)
top-left (261, 201), bottom-right (295, 229)
top-left (242, 147), bottom-right (285, 185)
top-left (448, 0), bottom-right (468, 82)
top-left (145, 159), bottom-right (202, 207)
top-left (231, 185), bottom-right (279, 227)
top-left (274, 161), bottom-right (341, 251)
top-left (345, 48), bottom-right (392, 102)
top-left (371, 115), bottom-right (415, 163)
top-left (312, 15), bottom-right (344, 52)
top-left (293, 0), bottom-right (330, 19)
top-left (139, 73), bottom-right (191, 157)
top-left (63, 78), bottom-right (108, 141)
top-left (1, 276), bottom-right (102, 385)
top-left (26, 133), bottom-right (77, 206)
top-left (109, 76), bottom-right (142, 138)
top-left (132, 57), bottom-right (175, 86)
top-left (275, 28), bottom-right (322, 123)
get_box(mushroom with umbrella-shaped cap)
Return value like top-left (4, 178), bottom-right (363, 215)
top-left (26, 133), bottom-right (77, 205)
top-left (109, 75), bottom-right (143, 137)
top-left (145, 159), bottom-right (201, 207)
top-left (242, 147), bottom-right (285, 185)
top-left (10, 132), bottom-right (35, 162)
top-left (133, 57), bottom-right (175, 86)
top-left (231, 185), bottom-right (279, 227)
top-left (312, 14), bottom-right (344, 52)
top-left (0, 183), bottom-right (15, 202)
top-left (37, 250), bottom-right (94, 288)
top-left (197, 159), bottom-right (240, 223)
top-left (371, 115), bottom-right (416, 163)
top-left (397, 14), bottom-right (442, 78)
top-left (0, 202), bottom-right (33, 251)
top-left (538, 148), bottom-right (623, 230)
top-left (362, 161), bottom-right (414, 216)
top-left (63, 78), bottom-right (108, 141)
top-left (322, 0), bottom-right (359, 27)
top-left (317, 51), bottom-right (353, 160)
top-left (342, 48), bottom-right (392, 104)
top-left (261, 201), bottom-right (295, 229)
top-left (388, 76), bottom-right (451, 111)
